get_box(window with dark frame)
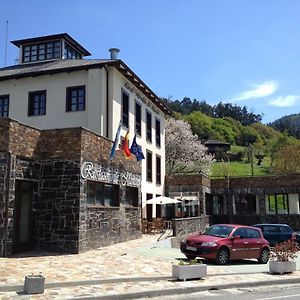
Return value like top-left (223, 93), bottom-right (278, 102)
top-left (66, 86), bottom-right (85, 112)
top-left (155, 118), bottom-right (161, 147)
top-left (22, 41), bottom-right (61, 63)
top-left (86, 181), bottom-right (119, 206)
top-left (28, 90), bottom-right (46, 116)
top-left (125, 186), bottom-right (139, 207)
top-left (0, 95), bottom-right (9, 117)
top-left (234, 194), bottom-right (256, 215)
top-left (122, 90), bottom-right (129, 128)
top-left (146, 110), bottom-right (152, 142)
top-left (267, 194), bottom-right (289, 214)
top-left (156, 155), bottom-right (161, 185)
top-left (146, 151), bottom-right (152, 182)
top-left (135, 101), bottom-right (142, 136)
top-left (64, 42), bottom-right (82, 59)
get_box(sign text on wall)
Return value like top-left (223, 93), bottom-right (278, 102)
top-left (81, 161), bottom-right (141, 187)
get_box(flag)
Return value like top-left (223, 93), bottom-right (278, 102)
top-left (109, 120), bottom-right (122, 160)
top-left (130, 135), bottom-right (145, 161)
top-left (122, 132), bottom-right (131, 158)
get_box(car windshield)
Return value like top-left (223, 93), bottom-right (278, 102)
top-left (205, 225), bottom-right (234, 238)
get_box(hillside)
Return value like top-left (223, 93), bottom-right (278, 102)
top-left (162, 97), bottom-right (300, 176)
top-left (269, 113), bottom-right (300, 139)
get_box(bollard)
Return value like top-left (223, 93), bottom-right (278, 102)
top-left (24, 274), bottom-right (45, 294)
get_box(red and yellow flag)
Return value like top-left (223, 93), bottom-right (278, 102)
top-left (122, 132), bottom-right (131, 158)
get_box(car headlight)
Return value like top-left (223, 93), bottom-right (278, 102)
top-left (201, 242), bottom-right (217, 247)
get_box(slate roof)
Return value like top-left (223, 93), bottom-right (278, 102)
top-left (0, 59), bottom-right (112, 79)
top-left (0, 59), bottom-right (171, 115)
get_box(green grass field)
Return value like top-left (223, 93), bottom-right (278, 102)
top-left (210, 156), bottom-right (272, 177)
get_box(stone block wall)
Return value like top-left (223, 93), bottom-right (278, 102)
top-left (36, 160), bottom-right (81, 253)
top-left (40, 129), bottom-right (81, 160)
top-left (79, 206), bottom-right (140, 252)
top-left (81, 128), bottom-right (140, 174)
top-left (166, 174), bottom-right (211, 217)
top-left (0, 119), bottom-right (10, 152)
top-left (0, 153), bottom-right (9, 256)
top-left (166, 174), bottom-right (211, 189)
top-left (210, 175), bottom-right (300, 230)
top-left (78, 128), bottom-right (141, 252)
top-left (9, 120), bottom-right (41, 159)
top-left (0, 119), bottom-right (142, 256)
top-left (211, 175), bottom-right (300, 192)
top-left (172, 216), bottom-right (210, 247)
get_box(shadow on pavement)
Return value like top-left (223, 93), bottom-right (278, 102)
top-left (175, 257), bottom-right (261, 265)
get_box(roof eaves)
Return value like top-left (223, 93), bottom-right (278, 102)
top-left (112, 60), bottom-right (172, 116)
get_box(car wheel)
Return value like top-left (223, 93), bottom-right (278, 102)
top-left (258, 248), bottom-right (270, 264)
top-left (186, 255), bottom-right (196, 260)
top-left (215, 248), bottom-right (230, 265)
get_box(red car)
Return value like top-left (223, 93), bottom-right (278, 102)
top-left (180, 224), bottom-right (270, 264)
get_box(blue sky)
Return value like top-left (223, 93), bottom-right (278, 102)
top-left (1, 0), bottom-right (300, 123)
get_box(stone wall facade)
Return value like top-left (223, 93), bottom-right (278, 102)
top-left (166, 174), bottom-right (211, 217)
top-left (166, 173), bottom-right (300, 236)
top-left (210, 176), bottom-right (300, 230)
top-left (0, 119), bottom-right (141, 257)
top-left (0, 153), bottom-right (9, 256)
top-left (172, 216), bottom-right (210, 247)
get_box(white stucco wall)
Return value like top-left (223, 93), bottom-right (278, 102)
top-left (108, 69), bottom-right (166, 217)
top-left (0, 69), bottom-right (105, 133)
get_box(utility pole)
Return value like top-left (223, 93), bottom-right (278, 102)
top-left (4, 21), bottom-right (8, 67)
top-left (248, 144), bottom-right (254, 177)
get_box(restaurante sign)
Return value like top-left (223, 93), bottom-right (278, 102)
top-left (81, 161), bottom-right (141, 187)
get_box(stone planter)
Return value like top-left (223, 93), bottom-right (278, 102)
top-left (269, 260), bottom-right (296, 274)
top-left (24, 274), bottom-right (45, 294)
top-left (172, 264), bottom-right (207, 280)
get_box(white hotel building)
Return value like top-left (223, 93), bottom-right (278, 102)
top-left (0, 33), bottom-right (171, 219)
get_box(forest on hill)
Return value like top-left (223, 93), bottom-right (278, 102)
top-left (269, 113), bottom-right (300, 139)
top-left (161, 97), bottom-right (300, 176)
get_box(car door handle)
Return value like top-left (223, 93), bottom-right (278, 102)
top-left (244, 242), bottom-right (249, 244)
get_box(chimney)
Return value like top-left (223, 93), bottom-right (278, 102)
top-left (109, 48), bottom-right (120, 60)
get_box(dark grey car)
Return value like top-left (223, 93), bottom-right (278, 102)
top-left (253, 223), bottom-right (300, 247)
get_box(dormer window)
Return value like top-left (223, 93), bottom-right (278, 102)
top-left (23, 41), bottom-right (61, 63)
top-left (64, 43), bottom-right (81, 59)
top-left (11, 33), bottom-right (91, 64)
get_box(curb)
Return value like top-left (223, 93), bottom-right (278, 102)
top-left (0, 276), bottom-right (173, 292)
top-left (68, 277), bottom-right (300, 300)
top-left (0, 272), bottom-right (262, 292)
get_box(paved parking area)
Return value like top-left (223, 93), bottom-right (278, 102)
top-left (1, 234), bottom-right (300, 299)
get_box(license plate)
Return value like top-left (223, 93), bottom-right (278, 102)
top-left (186, 246), bottom-right (196, 251)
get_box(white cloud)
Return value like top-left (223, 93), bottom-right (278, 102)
top-left (269, 95), bottom-right (300, 107)
top-left (231, 81), bottom-right (278, 101)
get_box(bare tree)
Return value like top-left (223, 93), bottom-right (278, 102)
top-left (165, 118), bottom-right (214, 175)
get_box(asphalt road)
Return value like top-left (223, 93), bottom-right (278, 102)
top-left (140, 284), bottom-right (300, 299)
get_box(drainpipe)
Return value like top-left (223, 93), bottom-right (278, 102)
top-left (103, 65), bottom-right (109, 138)
top-left (3, 151), bottom-right (11, 257)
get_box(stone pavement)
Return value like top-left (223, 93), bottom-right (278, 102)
top-left (1, 234), bottom-right (300, 299)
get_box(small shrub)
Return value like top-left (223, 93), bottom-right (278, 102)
top-left (178, 259), bottom-right (202, 265)
top-left (270, 239), bottom-right (299, 262)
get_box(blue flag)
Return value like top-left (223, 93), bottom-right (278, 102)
top-left (109, 120), bottom-right (122, 160)
top-left (130, 135), bottom-right (145, 162)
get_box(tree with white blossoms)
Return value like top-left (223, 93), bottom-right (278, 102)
top-left (165, 117), bottom-right (214, 175)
